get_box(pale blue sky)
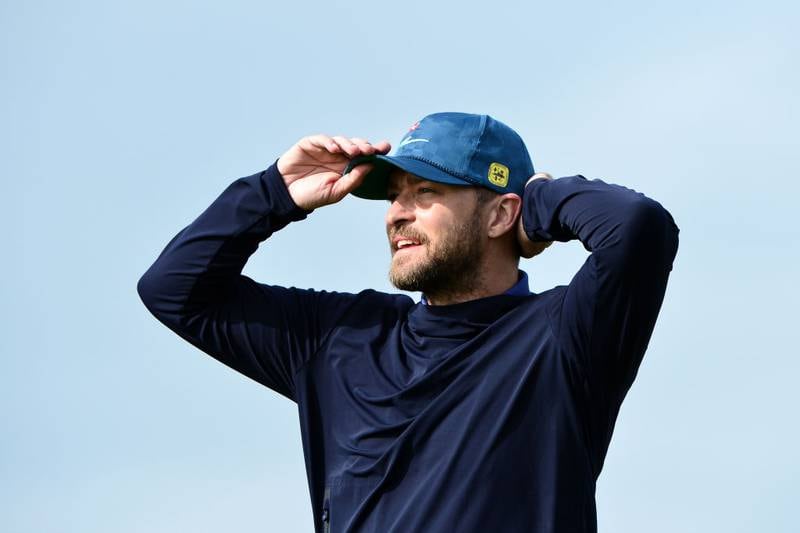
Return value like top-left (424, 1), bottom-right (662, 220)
top-left (2, 1), bottom-right (798, 532)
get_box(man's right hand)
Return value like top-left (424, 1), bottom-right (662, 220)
top-left (277, 135), bottom-right (391, 211)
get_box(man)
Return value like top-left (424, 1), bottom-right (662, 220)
top-left (138, 112), bottom-right (679, 532)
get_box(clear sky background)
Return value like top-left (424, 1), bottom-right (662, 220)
top-left (2, 1), bottom-right (798, 532)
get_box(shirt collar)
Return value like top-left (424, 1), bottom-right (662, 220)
top-left (420, 270), bottom-right (530, 305)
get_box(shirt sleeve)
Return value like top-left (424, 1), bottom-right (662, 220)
top-left (136, 162), bottom-right (360, 401)
top-left (522, 175), bottom-right (680, 406)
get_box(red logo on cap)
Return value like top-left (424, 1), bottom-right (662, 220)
top-left (408, 121), bottom-right (420, 132)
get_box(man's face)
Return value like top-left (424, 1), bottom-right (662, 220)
top-left (385, 170), bottom-right (487, 296)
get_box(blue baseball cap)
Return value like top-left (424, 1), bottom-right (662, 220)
top-left (346, 112), bottom-right (535, 200)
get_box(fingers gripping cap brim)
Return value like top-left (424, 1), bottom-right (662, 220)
top-left (346, 155), bottom-right (472, 200)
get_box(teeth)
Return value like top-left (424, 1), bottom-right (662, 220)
top-left (398, 240), bottom-right (418, 248)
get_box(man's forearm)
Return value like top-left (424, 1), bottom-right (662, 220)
top-left (137, 163), bottom-right (309, 326)
top-left (521, 175), bottom-right (679, 271)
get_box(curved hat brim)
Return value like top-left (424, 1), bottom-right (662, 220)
top-left (346, 155), bottom-right (474, 200)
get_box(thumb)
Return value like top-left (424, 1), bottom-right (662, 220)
top-left (331, 163), bottom-right (373, 200)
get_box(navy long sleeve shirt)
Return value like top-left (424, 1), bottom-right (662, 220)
top-left (137, 163), bottom-right (679, 532)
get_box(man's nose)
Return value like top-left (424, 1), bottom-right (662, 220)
top-left (385, 195), bottom-right (415, 227)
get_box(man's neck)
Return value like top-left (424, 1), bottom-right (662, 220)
top-left (423, 264), bottom-right (522, 306)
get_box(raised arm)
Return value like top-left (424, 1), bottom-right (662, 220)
top-left (518, 174), bottom-right (679, 405)
top-left (136, 136), bottom-right (390, 400)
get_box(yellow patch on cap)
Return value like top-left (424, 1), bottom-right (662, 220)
top-left (488, 162), bottom-right (509, 187)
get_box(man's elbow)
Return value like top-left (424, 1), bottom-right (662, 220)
top-left (625, 197), bottom-right (680, 270)
top-left (137, 267), bottom-right (160, 314)
top-left (136, 265), bottom-right (178, 321)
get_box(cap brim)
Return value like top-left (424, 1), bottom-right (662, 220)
top-left (346, 155), bottom-right (473, 200)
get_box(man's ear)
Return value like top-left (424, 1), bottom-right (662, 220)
top-left (486, 193), bottom-right (522, 239)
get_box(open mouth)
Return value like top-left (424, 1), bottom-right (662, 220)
top-left (397, 239), bottom-right (420, 249)
top-left (395, 239), bottom-right (423, 253)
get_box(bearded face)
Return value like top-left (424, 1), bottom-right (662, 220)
top-left (388, 199), bottom-right (487, 298)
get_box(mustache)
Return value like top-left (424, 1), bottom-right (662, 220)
top-left (388, 227), bottom-right (428, 244)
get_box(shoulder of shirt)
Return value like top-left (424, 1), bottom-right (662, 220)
top-left (317, 288), bottom-right (417, 329)
top-left (276, 285), bottom-right (415, 310)
top-left (354, 288), bottom-right (416, 308)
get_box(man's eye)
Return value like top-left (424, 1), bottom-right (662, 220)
top-left (418, 187), bottom-right (435, 194)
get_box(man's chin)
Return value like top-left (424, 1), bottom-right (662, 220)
top-left (388, 269), bottom-right (414, 291)
top-left (388, 262), bottom-right (426, 292)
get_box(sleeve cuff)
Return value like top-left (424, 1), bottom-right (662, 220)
top-left (262, 159), bottom-right (314, 221)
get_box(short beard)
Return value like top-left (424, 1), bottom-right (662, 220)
top-left (389, 214), bottom-right (486, 302)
